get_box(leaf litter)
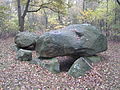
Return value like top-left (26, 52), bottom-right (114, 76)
top-left (0, 38), bottom-right (120, 90)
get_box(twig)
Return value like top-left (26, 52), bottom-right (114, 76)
top-left (82, 58), bottom-right (102, 77)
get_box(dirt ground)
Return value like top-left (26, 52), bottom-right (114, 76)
top-left (0, 37), bottom-right (120, 90)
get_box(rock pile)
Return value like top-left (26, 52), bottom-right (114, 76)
top-left (14, 24), bottom-right (107, 78)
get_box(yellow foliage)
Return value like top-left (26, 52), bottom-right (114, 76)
top-left (54, 25), bottom-right (64, 29)
top-left (79, 9), bottom-right (94, 23)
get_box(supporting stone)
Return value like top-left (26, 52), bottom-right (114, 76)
top-left (16, 49), bottom-right (32, 61)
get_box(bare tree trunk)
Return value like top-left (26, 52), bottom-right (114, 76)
top-left (105, 0), bottom-right (109, 37)
top-left (17, 0), bottom-right (30, 32)
top-left (43, 9), bottom-right (48, 29)
top-left (20, 17), bottom-right (25, 31)
top-left (83, 0), bottom-right (85, 11)
top-left (82, 0), bottom-right (85, 23)
top-left (58, 11), bottom-right (63, 25)
top-left (115, 0), bottom-right (117, 24)
top-left (17, 0), bottom-right (22, 31)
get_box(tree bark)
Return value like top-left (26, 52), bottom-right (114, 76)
top-left (19, 17), bottom-right (25, 32)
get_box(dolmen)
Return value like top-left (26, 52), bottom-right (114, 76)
top-left (13, 24), bottom-right (107, 78)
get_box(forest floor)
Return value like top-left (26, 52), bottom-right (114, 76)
top-left (0, 37), bottom-right (120, 90)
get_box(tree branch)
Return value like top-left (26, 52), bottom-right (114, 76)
top-left (27, 7), bottom-right (43, 12)
top-left (116, 0), bottom-right (120, 5)
top-left (22, 0), bottom-right (65, 15)
top-left (82, 58), bottom-right (102, 77)
top-left (27, 5), bottom-right (64, 14)
top-left (29, 4), bottom-right (40, 7)
top-left (27, 2), bottom-right (53, 12)
top-left (29, 1), bottom-right (52, 7)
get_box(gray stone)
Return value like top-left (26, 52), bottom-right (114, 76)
top-left (68, 57), bottom-right (91, 78)
top-left (16, 49), bottom-right (32, 61)
top-left (11, 44), bottom-right (19, 52)
top-left (30, 58), bottom-right (60, 73)
top-left (36, 24), bottom-right (107, 58)
top-left (15, 31), bottom-right (39, 48)
top-left (85, 56), bottom-right (102, 63)
top-left (30, 58), bottom-right (41, 65)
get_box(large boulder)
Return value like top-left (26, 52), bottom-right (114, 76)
top-left (15, 32), bottom-right (39, 48)
top-left (36, 24), bottom-right (107, 58)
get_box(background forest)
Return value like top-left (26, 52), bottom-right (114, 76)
top-left (0, 0), bottom-right (120, 41)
